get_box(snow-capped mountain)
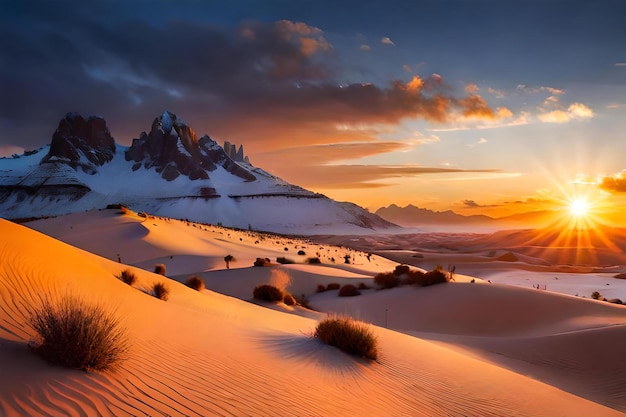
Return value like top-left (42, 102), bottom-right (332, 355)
top-left (0, 112), bottom-right (397, 234)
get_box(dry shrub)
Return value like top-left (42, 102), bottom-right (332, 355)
top-left (374, 272), bottom-right (400, 289)
top-left (314, 316), bottom-right (378, 360)
top-left (253, 284), bottom-right (284, 302)
top-left (357, 282), bottom-right (371, 290)
top-left (185, 276), bottom-right (205, 291)
top-left (420, 268), bottom-right (449, 286)
top-left (276, 257), bottom-right (295, 264)
top-left (338, 284), bottom-right (361, 297)
top-left (153, 282), bottom-right (170, 300)
top-left (316, 284), bottom-right (326, 293)
top-left (297, 250), bottom-right (306, 255)
top-left (119, 269), bottom-right (137, 286)
top-left (306, 257), bottom-right (321, 264)
top-left (283, 293), bottom-right (297, 306)
top-left (254, 258), bottom-right (270, 267)
top-left (326, 283), bottom-right (340, 291)
top-left (29, 294), bottom-right (129, 372)
top-left (154, 264), bottom-right (166, 275)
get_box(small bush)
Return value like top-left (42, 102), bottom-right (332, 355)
top-left (29, 295), bottom-right (129, 372)
top-left (357, 282), bottom-right (371, 290)
top-left (402, 270), bottom-right (426, 285)
top-left (316, 284), bottom-right (327, 293)
top-left (185, 276), bottom-right (205, 291)
top-left (276, 257), bottom-right (295, 264)
top-left (314, 316), bottom-right (378, 360)
top-left (119, 269), bottom-right (137, 286)
top-left (297, 250), bottom-right (306, 256)
top-left (591, 291), bottom-right (602, 300)
top-left (154, 264), bottom-right (166, 275)
top-left (326, 283), bottom-right (340, 291)
top-left (420, 268), bottom-right (449, 286)
top-left (338, 284), bottom-right (361, 297)
top-left (394, 265), bottom-right (411, 275)
top-left (253, 284), bottom-right (284, 302)
top-left (306, 257), bottom-right (321, 264)
top-left (153, 282), bottom-right (170, 300)
top-left (254, 257), bottom-right (270, 267)
top-left (283, 293), bottom-right (297, 306)
top-left (374, 272), bottom-right (400, 289)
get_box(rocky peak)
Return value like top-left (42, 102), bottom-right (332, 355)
top-left (40, 112), bottom-right (116, 173)
top-left (125, 111), bottom-right (256, 182)
top-left (224, 141), bottom-right (250, 164)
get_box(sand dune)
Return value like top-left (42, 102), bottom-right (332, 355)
top-left (1, 213), bottom-right (625, 415)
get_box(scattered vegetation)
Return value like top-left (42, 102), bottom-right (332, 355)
top-left (326, 283), bottom-right (340, 291)
top-left (314, 316), bottom-right (378, 360)
top-left (29, 294), bottom-right (129, 372)
top-left (253, 257), bottom-right (271, 267)
top-left (357, 282), bottom-right (371, 290)
top-left (283, 293), bottom-right (297, 306)
top-left (373, 272), bottom-right (400, 289)
top-left (119, 269), bottom-right (137, 286)
top-left (152, 282), bottom-right (170, 300)
top-left (306, 257), bottom-right (321, 264)
top-left (591, 291), bottom-right (603, 300)
top-left (297, 250), bottom-right (306, 256)
top-left (253, 284), bottom-right (285, 302)
top-left (338, 284), bottom-right (361, 297)
top-left (276, 257), bottom-right (295, 264)
top-left (154, 264), bottom-right (166, 275)
top-left (185, 276), bottom-right (205, 291)
top-left (316, 284), bottom-right (327, 293)
top-left (374, 265), bottom-right (451, 289)
top-left (224, 254), bottom-right (235, 269)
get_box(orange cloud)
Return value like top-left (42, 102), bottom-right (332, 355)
top-left (465, 83), bottom-right (479, 94)
top-left (538, 103), bottom-right (594, 123)
top-left (598, 171), bottom-right (626, 193)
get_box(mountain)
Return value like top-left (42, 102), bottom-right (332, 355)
top-left (376, 204), bottom-right (560, 228)
top-left (375, 204), bottom-right (495, 227)
top-left (0, 111), bottom-right (397, 234)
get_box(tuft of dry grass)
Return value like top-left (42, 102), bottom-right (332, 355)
top-left (314, 316), bottom-right (378, 360)
top-left (185, 276), bottom-right (205, 291)
top-left (154, 264), bottom-right (166, 275)
top-left (253, 284), bottom-right (284, 302)
top-left (326, 283), bottom-right (340, 291)
top-left (29, 294), bottom-right (129, 372)
top-left (152, 282), bottom-right (170, 300)
top-left (283, 293), bottom-right (297, 306)
top-left (338, 284), bottom-right (361, 297)
top-left (119, 269), bottom-right (137, 286)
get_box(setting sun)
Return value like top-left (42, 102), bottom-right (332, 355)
top-left (569, 197), bottom-right (591, 217)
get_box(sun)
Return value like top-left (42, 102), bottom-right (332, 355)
top-left (569, 197), bottom-right (591, 217)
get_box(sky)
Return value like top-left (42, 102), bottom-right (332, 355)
top-left (2, 0), bottom-right (626, 219)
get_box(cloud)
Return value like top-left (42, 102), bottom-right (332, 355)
top-left (467, 137), bottom-right (487, 147)
top-left (516, 85), bottom-right (565, 95)
top-left (465, 83), bottom-right (479, 94)
top-left (359, 44), bottom-right (371, 51)
top-left (614, 63), bottom-right (626, 67)
top-left (538, 103), bottom-right (594, 123)
top-left (0, 5), bottom-right (504, 162)
top-left (462, 199), bottom-right (498, 208)
top-left (598, 171), bottom-right (626, 193)
top-left (380, 37), bottom-right (395, 46)
top-left (487, 87), bottom-right (505, 98)
top-left (252, 142), bottom-right (499, 189)
top-left (402, 64), bottom-right (412, 73)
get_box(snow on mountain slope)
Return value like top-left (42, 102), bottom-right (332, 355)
top-left (0, 112), bottom-right (397, 234)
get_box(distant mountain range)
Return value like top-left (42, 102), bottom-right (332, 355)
top-left (0, 111), bottom-right (396, 234)
top-left (375, 204), bottom-right (561, 228)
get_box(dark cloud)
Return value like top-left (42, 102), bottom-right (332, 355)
top-left (0, 2), bottom-right (504, 155)
top-left (462, 199), bottom-right (499, 208)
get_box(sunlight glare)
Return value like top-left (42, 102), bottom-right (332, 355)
top-left (569, 197), bottom-right (590, 217)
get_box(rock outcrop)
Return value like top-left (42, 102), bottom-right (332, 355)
top-left (40, 113), bottom-right (116, 174)
top-left (125, 111), bottom-right (255, 182)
